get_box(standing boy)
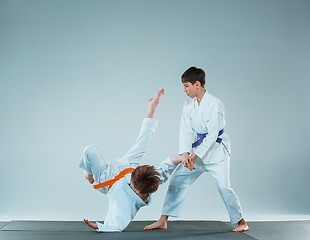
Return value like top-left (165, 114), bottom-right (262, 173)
top-left (145, 67), bottom-right (249, 232)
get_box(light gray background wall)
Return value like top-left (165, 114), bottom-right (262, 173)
top-left (1, 0), bottom-right (309, 221)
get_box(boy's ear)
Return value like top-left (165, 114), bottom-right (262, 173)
top-left (195, 80), bottom-right (201, 88)
top-left (133, 186), bottom-right (140, 194)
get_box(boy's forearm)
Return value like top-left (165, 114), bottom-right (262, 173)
top-left (83, 219), bottom-right (98, 230)
top-left (156, 157), bottom-right (180, 184)
top-left (170, 157), bottom-right (182, 165)
top-left (91, 222), bottom-right (98, 229)
top-left (181, 152), bottom-right (190, 156)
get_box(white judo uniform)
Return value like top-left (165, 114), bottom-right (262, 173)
top-left (162, 91), bottom-right (243, 224)
top-left (79, 118), bottom-right (177, 232)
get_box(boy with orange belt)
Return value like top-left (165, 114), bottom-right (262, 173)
top-left (79, 89), bottom-right (182, 232)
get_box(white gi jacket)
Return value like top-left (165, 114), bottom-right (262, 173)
top-left (96, 158), bottom-right (177, 232)
top-left (179, 91), bottom-right (231, 164)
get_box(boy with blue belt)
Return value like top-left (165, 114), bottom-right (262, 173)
top-left (145, 67), bottom-right (249, 232)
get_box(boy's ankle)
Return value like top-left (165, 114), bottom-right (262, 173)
top-left (159, 215), bottom-right (168, 222)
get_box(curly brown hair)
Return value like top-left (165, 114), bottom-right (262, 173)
top-left (131, 165), bottom-right (160, 194)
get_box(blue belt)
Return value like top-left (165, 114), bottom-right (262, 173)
top-left (192, 129), bottom-right (224, 148)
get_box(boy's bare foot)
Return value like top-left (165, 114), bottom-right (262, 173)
top-left (144, 220), bottom-right (167, 230)
top-left (83, 170), bottom-right (94, 184)
top-left (232, 218), bottom-right (249, 232)
top-left (83, 219), bottom-right (98, 229)
top-left (146, 89), bottom-right (165, 118)
top-left (144, 215), bottom-right (168, 230)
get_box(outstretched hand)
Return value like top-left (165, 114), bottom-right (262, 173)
top-left (83, 219), bottom-right (98, 230)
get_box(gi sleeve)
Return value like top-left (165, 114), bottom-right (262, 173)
top-left (193, 109), bottom-right (223, 159)
top-left (156, 158), bottom-right (178, 184)
top-left (96, 208), bottom-right (132, 232)
top-left (96, 221), bottom-right (122, 232)
top-left (179, 101), bottom-right (194, 155)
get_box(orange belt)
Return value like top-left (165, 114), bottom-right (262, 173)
top-left (93, 168), bottom-right (135, 191)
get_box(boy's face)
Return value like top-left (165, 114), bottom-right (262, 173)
top-left (183, 81), bottom-right (198, 98)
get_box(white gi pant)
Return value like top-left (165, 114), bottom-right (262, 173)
top-left (79, 118), bottom-right (158, 194)
top-left (162, 156), bottom-right (243, 224)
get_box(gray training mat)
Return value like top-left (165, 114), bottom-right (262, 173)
top-left (0, 222), bottom-right (9, 230)
top-left (126, 220), bottom-right (233, 231)
top-left (1, 221), bottom-right (92, 232)
top-left (0, 231), bottom-right (254, 240)
top-left (237, 221), bottom-right (310, 240)
top-left (0, 220), bottom-right (253, 240)
top-left (4, 220), bottom-right (310, 240)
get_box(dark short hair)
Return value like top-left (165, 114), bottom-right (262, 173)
top-left (181, 66), bottom-right (206, 87)
top-left (131, 165), bottom-right (160, 194)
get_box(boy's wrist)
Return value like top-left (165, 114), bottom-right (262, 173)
top-left (170, 157), bottom-right (182, 165)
